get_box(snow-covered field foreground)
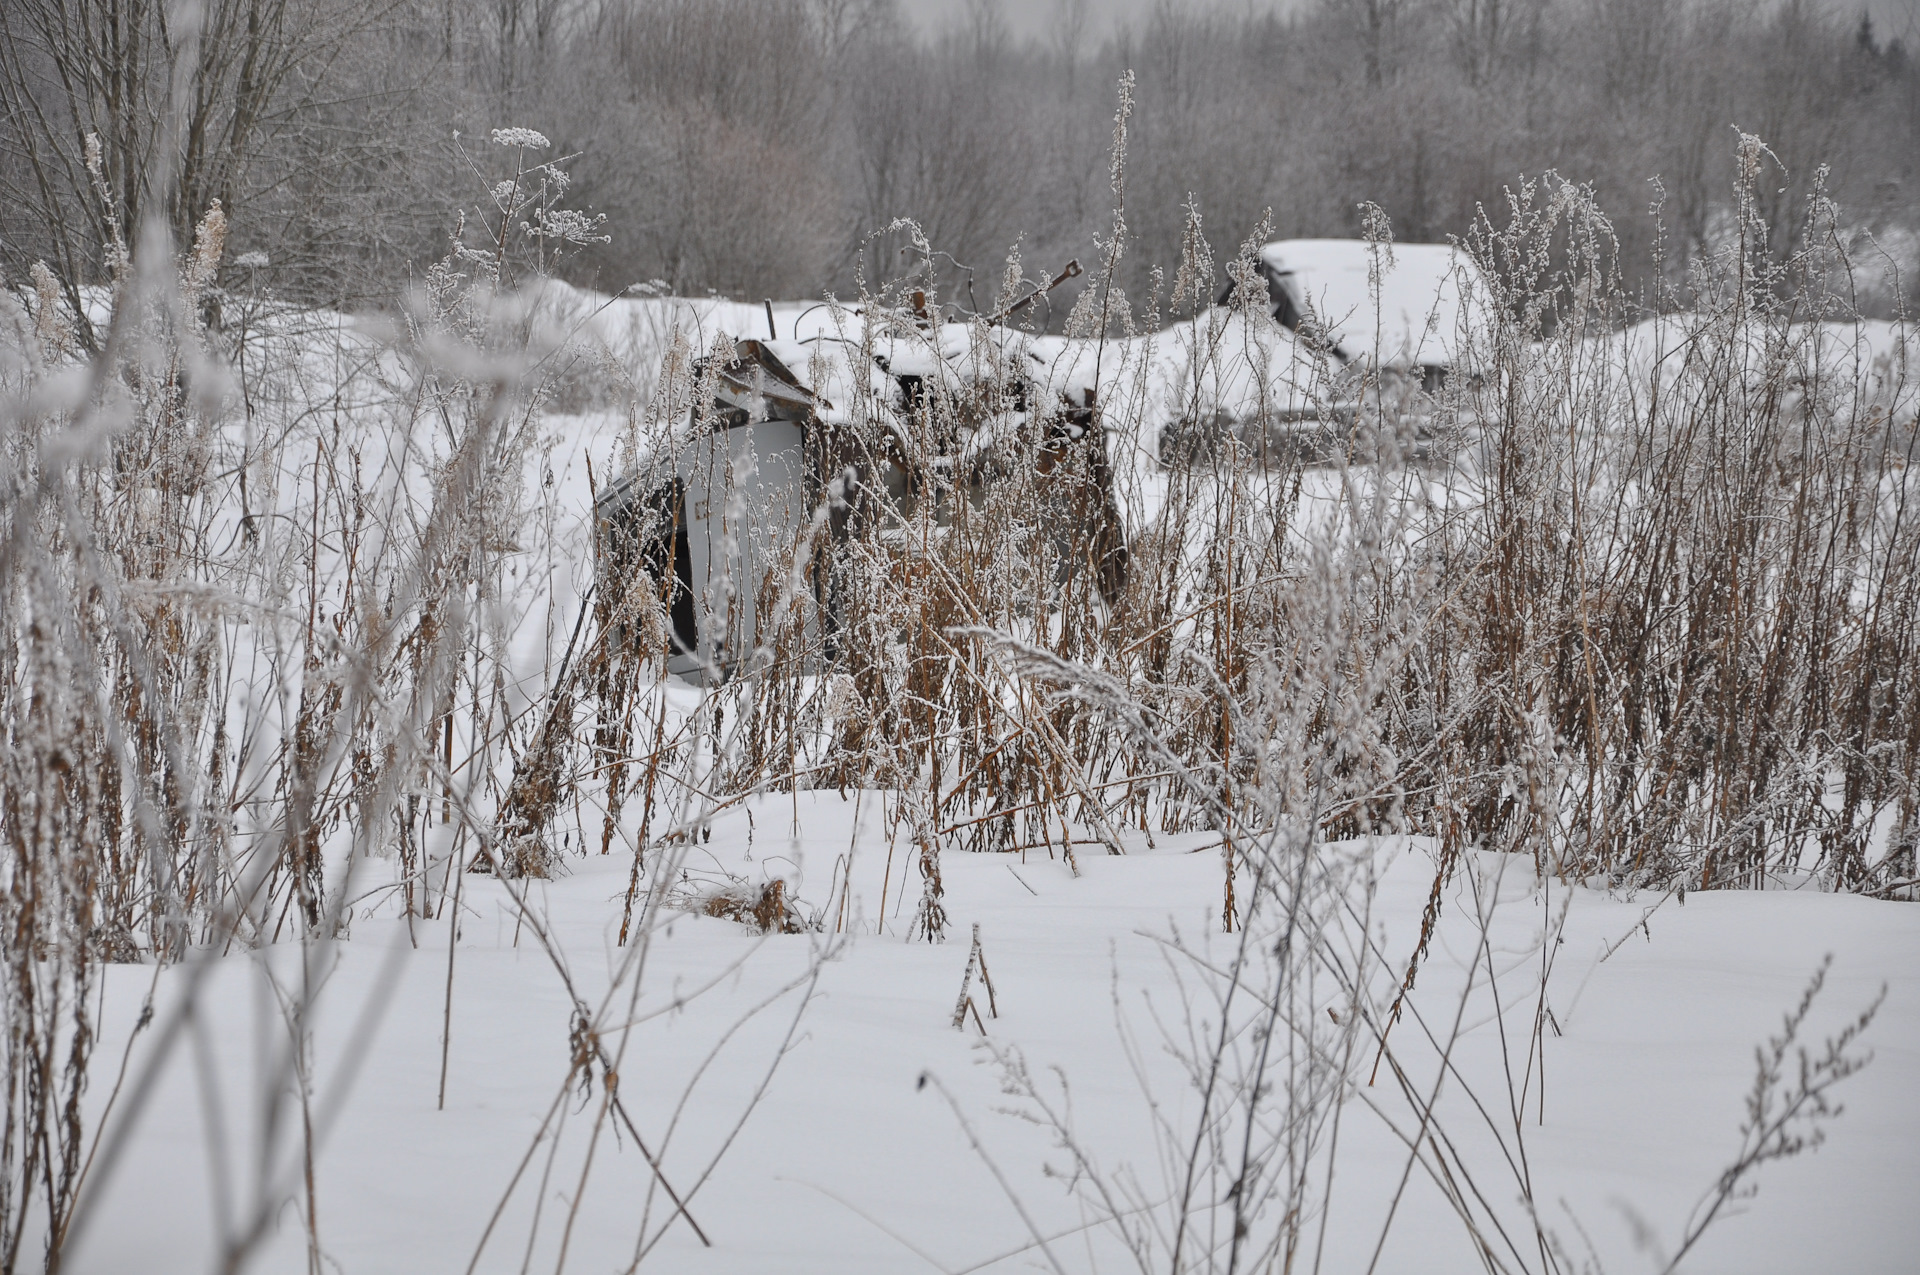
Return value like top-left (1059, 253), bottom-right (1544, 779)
top-left (64, 794), bottom-right (1918, 1274)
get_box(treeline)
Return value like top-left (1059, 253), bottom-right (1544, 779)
top-left (4, 0), bottom-right (1916, 327)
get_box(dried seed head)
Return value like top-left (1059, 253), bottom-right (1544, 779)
top-left (29, 261), bottom-right (70, 358)
top-left (490, 127), bottom-right (551, 151)
top-left (187, 201), bottom-right (228, 292)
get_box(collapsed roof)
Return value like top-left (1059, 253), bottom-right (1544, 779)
top-left (696, 338), bottom-right (830, 426)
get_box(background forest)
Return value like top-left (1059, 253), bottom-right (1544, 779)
top-left (3, 0), bottom-right (1917, 329)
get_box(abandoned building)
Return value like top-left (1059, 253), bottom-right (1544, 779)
top-left (593, 339), bottom-right (837, 681)
top-left (595, 325), bottom-right (1130, 683)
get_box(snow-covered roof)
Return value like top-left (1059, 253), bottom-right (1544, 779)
top-left (549, 278), bottom-right (1353, 506)
top-left (1257, 240), bottom-right (1488, 371)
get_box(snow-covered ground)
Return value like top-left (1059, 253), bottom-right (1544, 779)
top-left (66, 792), bottom-right (1920, 1274)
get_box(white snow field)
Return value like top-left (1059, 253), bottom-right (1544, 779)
top-left (65, 795), bottom-right (1919, 1274)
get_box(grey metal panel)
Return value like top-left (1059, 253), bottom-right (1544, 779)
top-left (667, 420), bottom-right (814, 682)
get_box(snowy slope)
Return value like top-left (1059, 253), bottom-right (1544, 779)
top-left (65, 793), bottom-right (1920, 1274)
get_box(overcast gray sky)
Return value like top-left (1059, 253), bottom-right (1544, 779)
top-left (896, 0), bottom-right (1920, 48)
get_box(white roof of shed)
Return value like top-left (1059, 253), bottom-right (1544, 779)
top-left (1257, 240), bottom-right (1488, 371)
